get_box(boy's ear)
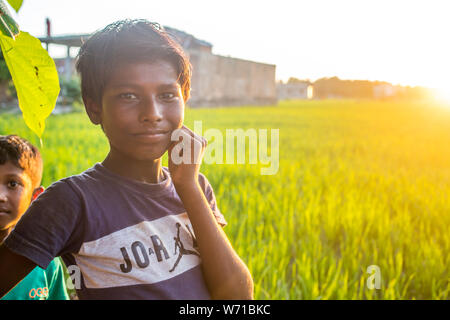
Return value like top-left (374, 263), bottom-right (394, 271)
top-left (84, 98), bottom-right (102, 125)
top-left (31, 186), bottom-right (45, 202)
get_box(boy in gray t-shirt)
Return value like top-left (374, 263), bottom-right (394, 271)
top-left (0, 19), bottom-right (253, 300)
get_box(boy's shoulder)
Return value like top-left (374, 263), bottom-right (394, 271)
top-left (23, 164), bottom-right (104, 221)
top-left (43, 163), bottom-right (113, 197)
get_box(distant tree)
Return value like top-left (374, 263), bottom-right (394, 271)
top-left (313, 77), bottom-right (377, 99)
top-left (0, 51), bottom-right (16, 103)
top-left (59, 76), bottom-right (82, 108)
top-left (0, 51), bottom-right (11, 82)
top-left (288, 77), bottom-right (311, 84)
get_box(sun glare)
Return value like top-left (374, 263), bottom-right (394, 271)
top-left (434, 87), bottom-right (450, 106)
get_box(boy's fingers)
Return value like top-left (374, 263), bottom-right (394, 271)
top-left (169, 129), bottom-right (198, 152)
top-left (168, 127), bottom-right (207, 164)
top-left (174, 126), bottom-right (207, 149)
top-left (168, 126), bottom-right (207, 155)
top-left (181, 125), bottom-right (207, 146)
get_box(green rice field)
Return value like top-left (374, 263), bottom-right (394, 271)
top-left (1, 99), bottom-right (449, 299)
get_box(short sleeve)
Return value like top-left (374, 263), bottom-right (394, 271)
top-left (46, 258), bottom-right (70, 300)
top-left (198, 173), bottom-right (227, 227)
top-left (3, 179), bottom-right (84, 269)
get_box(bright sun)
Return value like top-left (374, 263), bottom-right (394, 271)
top-left (434, 87), bottom-right (450, 105)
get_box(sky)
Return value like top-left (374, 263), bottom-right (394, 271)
top-left (7, 0), bottom-right (450, 92)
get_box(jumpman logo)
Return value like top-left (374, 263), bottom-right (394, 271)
top-left (169, 222), bottom-right (200, 272)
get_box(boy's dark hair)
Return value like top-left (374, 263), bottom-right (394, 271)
top-left (0, 135), bottom-right (43, 189)
top-left (76, 19), bottom-right (192, 106)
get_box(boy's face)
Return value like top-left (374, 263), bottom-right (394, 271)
top-left (0, 161), bottom-right (35, 232)
top-left (89, 60), bottom-right (185, 162)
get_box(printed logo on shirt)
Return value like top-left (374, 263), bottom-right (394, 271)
top-left (29, 287), bottom-right (48, 299)
top-left (74, 212), bottom-right (201, 289)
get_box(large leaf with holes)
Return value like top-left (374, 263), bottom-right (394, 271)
top-left (0, 31), bottom-right (59, 138)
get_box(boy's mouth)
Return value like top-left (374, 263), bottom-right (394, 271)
top-left (0, 206), bottom-right (11, 214)
top-left (132, 129), bottom-right (169, 143)
top-left (134, 128), bottom-right (169, 135)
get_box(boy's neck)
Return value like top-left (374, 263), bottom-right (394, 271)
top-left (102, 151), bottom-right (165, 184)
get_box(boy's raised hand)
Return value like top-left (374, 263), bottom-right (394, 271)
top-left (168, 125), bottom-right (207, 192)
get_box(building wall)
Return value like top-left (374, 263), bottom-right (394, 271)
top-left (277, 82), bottom-right (314, 100)
top-left (53, 48), bottom-right (278, 108)
top-left (187, 50), bottom-right (277, 107)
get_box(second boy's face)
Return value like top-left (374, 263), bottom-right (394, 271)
top-left (98, 60), bottom-right (185, 162)
top-left (0, 162), bottom-right (34, 232)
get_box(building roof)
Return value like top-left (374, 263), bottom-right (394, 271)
top-left (38, 26), bottom-right (212, 51)
top-left (164, 26), bottom-right (212, 50)
top-left (38, 34), bottom-right (92, 47)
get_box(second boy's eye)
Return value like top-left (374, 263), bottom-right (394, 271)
top-left (7, 180), bottom-right (20, 189)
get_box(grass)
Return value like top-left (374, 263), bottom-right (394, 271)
top-left (1, 99), bottom-right (449, 299)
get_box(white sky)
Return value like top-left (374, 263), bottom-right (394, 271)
top-left (7, 0), bottom-right (450, 90)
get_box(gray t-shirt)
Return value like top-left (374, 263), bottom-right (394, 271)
top-left (4, 163), bottom-right (226, 300)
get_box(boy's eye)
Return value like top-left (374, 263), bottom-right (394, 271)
top-left (7, 180), bottom-right (21, 189)
top-left (119, 93), bottom-right (138, 100)
top-left (159, 92), bottom-right (177, 101)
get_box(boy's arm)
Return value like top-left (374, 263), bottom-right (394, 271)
top-left (176, 182), bottom-right (254, 300)
top-left (0, 245), bottom-right (37, 298)
top-left (169, 126), bottom-right (253, 300)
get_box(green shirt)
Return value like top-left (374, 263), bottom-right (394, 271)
top-left (1, 258), bottom-right (69, 300)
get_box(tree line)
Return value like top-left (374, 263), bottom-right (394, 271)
top-left (287, 76), bottom-right (431, 100)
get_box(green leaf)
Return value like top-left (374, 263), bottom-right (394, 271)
top-left (6, 0), bottom-right (23, 13)
top-left (0, 0), bottom-right (20, 38)
top-left (0, 31), bottom-right (60, 138)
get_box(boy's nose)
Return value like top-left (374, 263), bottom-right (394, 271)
top-left (139, 97), bottom-right (163, 123)
top-left (0, 186), bottom-right (8, 202)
